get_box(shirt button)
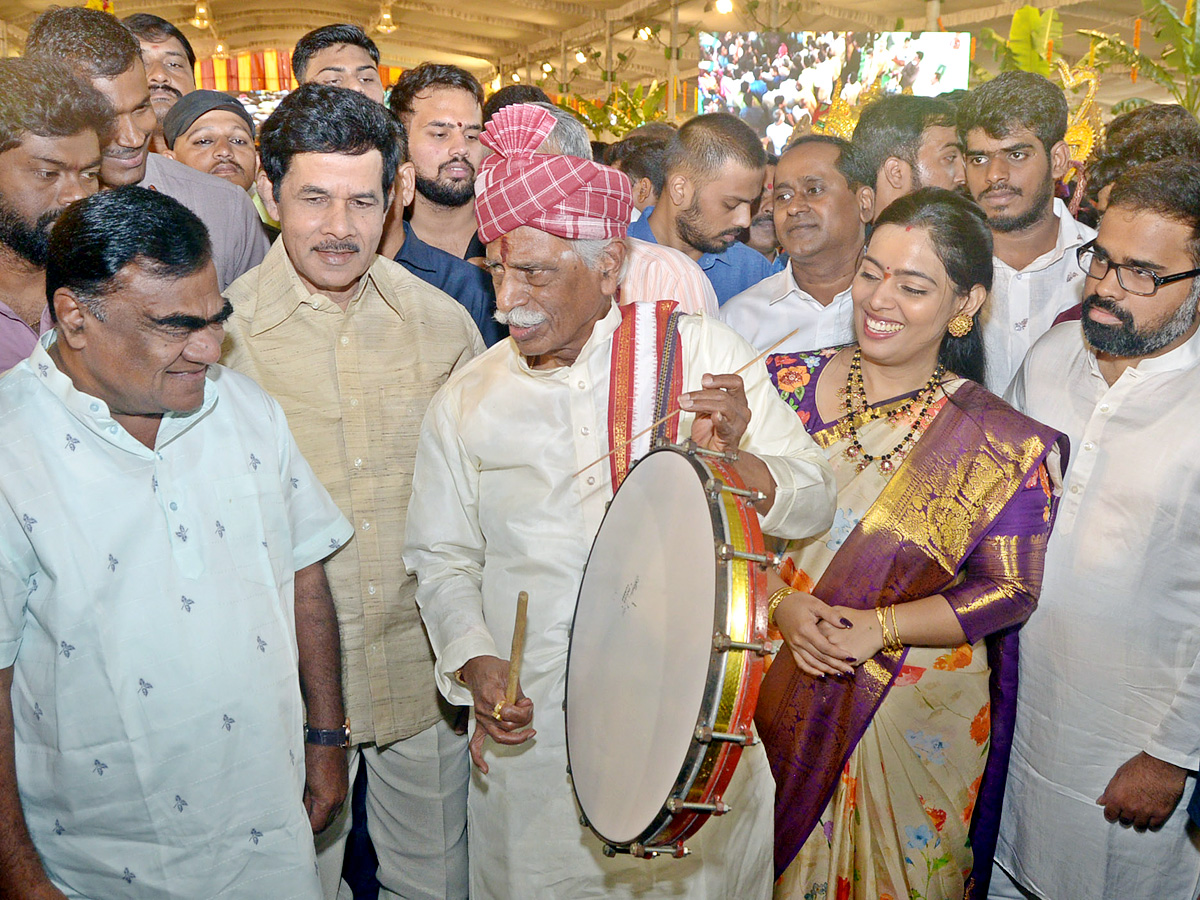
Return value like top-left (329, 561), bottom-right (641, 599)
top-left (577, 380), bottom-right (586, 390)
top-left (350, 398), bottom-right (359, 407)
top-left (340, 336), bottom-right (349, 346)
top-left (586, 476), bottom-right (596, 486)
top-left (310, 300), bottom-right (320, 309)
top-left (580, 426), bottom-right (590, 436)
top-left (1099, 403), bottom-right (1111, 414)
top-left (362, 520), bottom-right (371, 531)
top-left (368, 583), bottom-right (376, 596)
top-left (1083, 441), bottom-right (1095, 452)
top-left (354, 458), bottom-right (363, 467)
top-left (89, 402), bottom-right (100, 412)
top-left (169, 502), bottom-right (178, 511)
top-left (1070, 484), bottom-right (1081, 494)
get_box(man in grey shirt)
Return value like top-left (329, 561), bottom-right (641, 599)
top-left (25, 6), bottom-right (268, 290)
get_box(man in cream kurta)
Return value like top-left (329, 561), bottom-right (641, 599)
top-left (995, 159), bottom-right (1200, 899)
top-left (403, 102), bottom-right (836, 899)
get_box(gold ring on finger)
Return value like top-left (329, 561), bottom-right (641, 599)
top-left (491, 700), bottom-right (504, 720)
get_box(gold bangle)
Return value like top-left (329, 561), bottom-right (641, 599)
top-left (453, 668), bottom-right (467, 687)
top-left (875, 606), bottom-right (891, 648)
top-left (888, 604), bottom-right (903, 650)
top-left (767, 586), bottom-right (796, 626)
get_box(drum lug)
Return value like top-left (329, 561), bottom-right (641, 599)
top-left (694, 724), bottom-right (757, 745)
top-left (604, 842), bottom-right (691, 859)
top-left (705, 477), bottom-right (766, 504)
top-left (679, 438), bottom-right (739, 463)
top-left (666, 796), bottom-right (730, 816)
top-left (716, 542), bottom-right (781, 568)
top-left (713, 632), bottom-right (772, 655)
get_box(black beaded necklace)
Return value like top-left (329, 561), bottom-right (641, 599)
top-left (841, 348), bottom-right (945, 473)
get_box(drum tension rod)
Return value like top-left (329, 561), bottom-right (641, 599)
top-left (675, 438), bottom-right (739, 463)
top-left (704, 477), bottom-right (766, 504)
top-left (694, 724), bottom-right (757, 745)
top-left (666, 797), bottom-right (730, 816)
top-left (712, 632), bottom-right (771, 656)
top-left (604, 842), bottom-right (692, 859)
top-left (716, 543), bottom-right (781, 568)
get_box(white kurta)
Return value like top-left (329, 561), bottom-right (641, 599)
top-left (0, 336), bottom-right (354, 899)
top-left (404, 303), bottom-right (836, 899)
top-left (999, 322), bottom-right (1200, 899)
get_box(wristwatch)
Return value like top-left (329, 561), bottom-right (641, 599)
top-left (304, 718), bottom-right (351, 748)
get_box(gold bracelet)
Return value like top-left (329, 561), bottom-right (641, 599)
top-left (875, 606), bottom-right (891, 649)
top-left (767, 586), bottom-right (796, 626)
top-left (888, 604), bottom-right (903, 650)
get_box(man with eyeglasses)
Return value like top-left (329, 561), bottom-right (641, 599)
top-left (994, 157), bottom-right (1200, 900)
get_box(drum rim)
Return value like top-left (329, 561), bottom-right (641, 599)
top-left (565, 443), bottom-right (764, 852)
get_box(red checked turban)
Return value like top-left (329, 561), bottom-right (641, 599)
top-left (474, 103), bottom-right (633, 244)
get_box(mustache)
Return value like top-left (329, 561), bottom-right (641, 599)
top-left (313, 241), bottom-right (361, 253)
top-left (494, 307), bottom-right (547, 328)
top-left (979, 183), bottom-right (1021, 199)
top-left (150, 84), bottom-right (184, 99)
top-left (1082, 293), bottom-right (1134, 328)
top-left (438, 157), bottom-right (476, 179)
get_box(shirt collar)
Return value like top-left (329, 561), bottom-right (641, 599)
top-left (29, 331), bottom-right (218, 455)
top-left (767, 264), bottom-right (854, 306)
top-left (1000, 199), bottom-right (1091, 274)
top-left (247, 239), bottom-right (393, 336)
top-left (394, 221), bottom-right (436, 275)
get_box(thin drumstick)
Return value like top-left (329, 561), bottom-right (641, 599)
top-left (570, 327), bottom-right (800, 478)
top-left (504, 591), bottom-right (529, 705)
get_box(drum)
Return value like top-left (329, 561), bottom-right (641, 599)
top-left (565, 441), bottom-right (775, 859)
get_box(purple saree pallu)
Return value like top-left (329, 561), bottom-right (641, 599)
top-left (755, 381), bottom-right (1068, 898)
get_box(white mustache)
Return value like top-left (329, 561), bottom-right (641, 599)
top-left (494, 307), bottom-right (547, 328)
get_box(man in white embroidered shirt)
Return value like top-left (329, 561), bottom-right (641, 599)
top-left (403, 103), bottom-right (836, 899)
top-left (995, 158), bottom-right (1200, 900)
top-left (958, 71), bottom-right (1096, 395)
top-left (0, 187), bottom-right (353, 899)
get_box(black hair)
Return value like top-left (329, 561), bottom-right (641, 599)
top-left (664, 112), bottom-right (766, 183)
top-left (483, 84), bottom-right (551, 123)
top-left (121, 13), bottom-right (197, 69)
top-left (873, 187), bottom-right (992, 384)
top-left (26, 6), bottom-right (141, 80)
top-left (1088, 105), bottom-right (1200, 199)
top-left (45, 186), bottom-right (211, 321)
top-left (259, 83), bottom-right (401, 202)
top-left (849, 94), bottom-right (957, 187)
top-left (783, 133), bottom-right (862, 187)
top-left (388, 62), bottom-right (484, 123)
top-left (1108, 158), bottom-right (1200, 264)
top-left (292, 24), bottom-right (380, 83)
top-left (0, 57), bottom-right (112, 155)
top-left (956, 71), bottom-right (1068, 155)
top-left (619, 139), bottom-right (668, 193)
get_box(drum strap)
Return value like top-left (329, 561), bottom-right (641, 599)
top-left (607, 300), bottom-right (684, 489)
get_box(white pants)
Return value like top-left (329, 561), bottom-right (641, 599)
top-left (315, 716), bottom-right (469, 900)
top-left (987, 863), bottom-right (1042, 900)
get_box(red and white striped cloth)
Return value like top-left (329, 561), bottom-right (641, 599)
top-left (474, 103), bottom-right (632, 243)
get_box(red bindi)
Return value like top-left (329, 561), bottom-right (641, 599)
top-left (905, 225), bottom-right (914, 232)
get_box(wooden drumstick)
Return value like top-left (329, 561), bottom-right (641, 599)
top-left (504, 591), bottom-right (529, 706)
top-left (570, 327), bottom-right (800, 479)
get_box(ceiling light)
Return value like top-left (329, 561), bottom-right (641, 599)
top-left (715, 0), bottom-right (733, 12)
top-left (512, 72), bottom-right (521, 82)
top-left (575, 50), bottom-right (588, 64)
top-left (491, 75), bottom-right (501, 90)
top-left (542, 61), bottom-right (554, 73)
top-left (376, 9), bottom-right (397, 34)
top-left (189, 1), bottom-right (209, 29)
top-left (637, 26), bottom-right (652, 40)
top-left (213, 42), bottom-right (226, 56)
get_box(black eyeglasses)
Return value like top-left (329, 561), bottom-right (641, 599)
top-left (1077, 240), bottom-right (1200, 297)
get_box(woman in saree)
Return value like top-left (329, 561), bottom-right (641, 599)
top-left (754, 188), bottom-right (1068, 900)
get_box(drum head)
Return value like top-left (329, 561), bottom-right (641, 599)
top-left (567, 449), bottom-right (717, 845)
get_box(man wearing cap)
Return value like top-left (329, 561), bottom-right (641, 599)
top-left (161, 91), bottom-right (277, 241)
top-left (162, 91), bottom-right (257, 193)
top-left (403, 103), bottom-right (836, 899)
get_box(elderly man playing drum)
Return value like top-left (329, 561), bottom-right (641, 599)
top-left (404, 103), bottom-right (836, 899)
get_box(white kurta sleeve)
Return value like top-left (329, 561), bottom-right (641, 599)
top-left (686, 314), bottom-right (836, 541)
top-left (403, 387), bottom-right (496, 707)
top-left (1145, 655), bottom-right (1200, 770)
top-left (0, 496), bottom-right (35, 668)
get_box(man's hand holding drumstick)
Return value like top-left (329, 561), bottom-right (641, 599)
top-left (456, 591), bottom-right (534, 773)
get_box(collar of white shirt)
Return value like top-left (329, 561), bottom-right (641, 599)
top-left (28, 331), bottom-right (218, 455)
top-left (514, 300), bottom-right (623, 377)
top-left (1084, 315), bottom-right (1200, 381)
top-left (767, 264), bottom-right (854, 307)
top-left (996, 198), bottom-right (1093, 275)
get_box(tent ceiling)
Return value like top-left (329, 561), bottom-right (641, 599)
top-left (0, 0), bottom-right (1170, 107)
